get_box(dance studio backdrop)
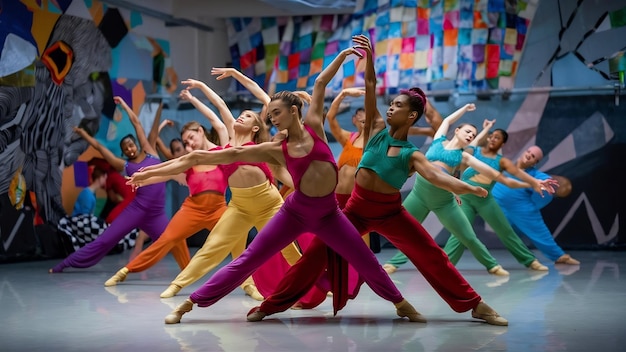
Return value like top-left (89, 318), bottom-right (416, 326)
top-left (1, 0), bottom-right (625, 261)
top-left (225, 0), bottom-right (625, 250)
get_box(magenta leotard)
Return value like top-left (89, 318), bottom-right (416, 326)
top-left (281, 125), bottom-right (337, 191)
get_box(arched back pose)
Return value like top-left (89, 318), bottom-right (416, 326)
top-left (444, 125), bottom-right (555, 270)
top-left (49, 97), bottom-right (170, 273)
top-left (384, 103), bottom-right (535, 276)
top-left (245, 34), bottom-right (508, 326)
top-left (492, 145), bottom-right (580, 265)
top-left (128, 44), bottom-right (424, 325)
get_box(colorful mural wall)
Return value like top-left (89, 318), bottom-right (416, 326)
top-left (227, 0), bottom-right (536, 95)
top-left (0, 0), bottom-right (177, 240)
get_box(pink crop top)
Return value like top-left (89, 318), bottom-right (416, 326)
top-left (184, 146), bottom-right (228, 196)
top-left (221, 142), bottom-right (275, 184)
top-left (281, 125), bottom-right (337, 191)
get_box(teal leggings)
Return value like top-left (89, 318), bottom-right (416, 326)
top-left (444, 192), bottom-right (537, 267)
top-left (386, 174), bottom-right (499, 271)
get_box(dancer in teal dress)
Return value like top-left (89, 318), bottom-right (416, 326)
top-left (384, 105), bottom-right (532, 276)
top-left (443, 122), bottom-right (556, 270)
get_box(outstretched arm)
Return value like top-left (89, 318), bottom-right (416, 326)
top-left (411, 151), bottom-right (487, 197)
top-left (179, 89), bottom-right (229, 146)
top-left (114, 96), bottom-right (159, 157)
top-left (182, 78), bottom-right (236, 141)
top-left (306, 46), bottom-right (363, 138)
top-left (463, 152), bottom-right (530, 189)
top-left (326, 88), bottom-right (365, 146)
top-left (353, 34), bottom-right (385, 144)
top-left (434, 103), bottom-right (476, 139)
top-left (501, 157), bottom-right (558, 195)
top-left (73, 127), bottom-right (126, 172)
top-left (128, 142), bottom-right (282, 186)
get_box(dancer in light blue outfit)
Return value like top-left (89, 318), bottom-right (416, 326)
top-left (492, 145), bottom-right (580, 265)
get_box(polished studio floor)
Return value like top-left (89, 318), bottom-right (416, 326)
top-left (1, 248), bottom-right (624, 352)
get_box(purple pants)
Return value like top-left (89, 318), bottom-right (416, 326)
top-left (190, 191), bottom-right (404, 307)
top-left (51, 201), bottom-right (168, 272)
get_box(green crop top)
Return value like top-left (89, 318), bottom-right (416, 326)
top-left (424, 136), bottom-right (463, 169)
top-left (357, 128), bottom-right (418, 189)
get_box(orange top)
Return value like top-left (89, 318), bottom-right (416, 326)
top-left (336, 132), bottom-right (363, 169)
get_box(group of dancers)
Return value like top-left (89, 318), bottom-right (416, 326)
top-left (50, 34), bottom-right (580, 327)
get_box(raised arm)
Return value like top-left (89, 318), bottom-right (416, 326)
top-left (434, 103), bottom-right (476, 139)
top-left (156, 119), bottom-right (176, 160)
top-left (156, 139), bottom-right (174, 160)
top-left (306, 46), bottom-right (363, 138)
top-left (409, 100), bottom-right (443, 137)
top-left (179, 89), bottom-right (229, 147)
top-left (470, 119), bottom-right (495, 147)
top-left (146, 102), bottom-right (164, 149)
top-left (114, 96), bottom-right (159, 157)
top-left (182, 78), bottom-right (236, 141)
top-left (353, 34), bottom-right (384, 144)
top-left (411, 151), bottom-right (487, 197)
top-left (213, 67), bottom-right (271, 128)
top-left (326, 88), bottom-right (365, 146)
top-left (73, 127), bottom-right (126, 172)
top-left (211, 67), bottom-right (271, 106)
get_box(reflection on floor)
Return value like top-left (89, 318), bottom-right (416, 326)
top-left (1, 249), bottom-right (624, 351)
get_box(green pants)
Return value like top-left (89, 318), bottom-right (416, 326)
top-left (444, 192), bottom-right (536, 267)
top-left (386, 174), bottom-right (499, 271)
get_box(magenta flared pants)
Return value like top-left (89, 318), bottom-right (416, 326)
top-left (189, 191), bottom-right (404, 307)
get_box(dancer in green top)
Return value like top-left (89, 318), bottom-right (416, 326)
top-left (384, 105), bottom-right (538, 276)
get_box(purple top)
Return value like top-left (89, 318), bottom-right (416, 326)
top-left (125, 154), bottom-right (165, 210)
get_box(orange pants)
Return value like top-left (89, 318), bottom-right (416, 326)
top-left (126, 192), bottom-right (227, 272)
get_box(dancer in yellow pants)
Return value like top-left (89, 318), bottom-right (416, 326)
top-left (158, 72), bottom-right (300, 298)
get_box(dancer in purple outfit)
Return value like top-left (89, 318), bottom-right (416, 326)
top-left (49, 97), bottom-right (171, 273)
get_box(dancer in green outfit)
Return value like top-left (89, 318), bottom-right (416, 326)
top-left (384, 104), bottom-right (537, 276)
top-left (443, 121), bottom-right (555, 270)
